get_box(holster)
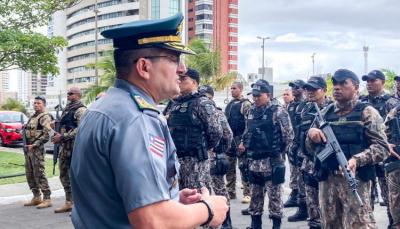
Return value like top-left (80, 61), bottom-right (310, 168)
top-left (302, 171), bottom-right (318, 188)
top-left (272, 161), bottom-right (285, 185)
top-left (210, 154), bottom-right (230, 175)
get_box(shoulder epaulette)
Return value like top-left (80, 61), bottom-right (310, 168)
top-left (132, 95), bottom-right (159, 113)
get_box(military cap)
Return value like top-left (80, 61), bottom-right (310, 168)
top-left (101, 13), bottom-right (194, 54)
top-left (394, 75), bottom-right (400, 81)
top-left (362, 70), bottom-right (385, 81)
top-left (199, 85), bottom-right (214, 97)
top-left (182, 68), bottom-right (200, 84)
top-left (332, 69), bottom-right (359, 84)
top-left (289, 79), bottom-right (306, 88)
top-left (250, 79), bottom-right (271, 96)
top-left (303, 76), bottom-right (327, 90)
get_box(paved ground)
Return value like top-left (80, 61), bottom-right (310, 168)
top-left (0, 147), bottom-right (390, 228)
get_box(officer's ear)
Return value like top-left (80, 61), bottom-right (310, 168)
top-left (135, 58), bottom-right (151, 80)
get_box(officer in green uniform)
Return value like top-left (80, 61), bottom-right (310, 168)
top-left (23, 96), bottom-right (53, 209)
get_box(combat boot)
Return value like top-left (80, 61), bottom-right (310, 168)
top-left (36, 199), bottom-right (52, 209)
top-left (221, 208), bottom-right (232, 229)
top-left (271, 217), bottom-right (281, 229)
top-left (54, 201), bottom-right (73, 213)
top-left (241, 207), bottom-right (250, 215)
top-left (283, 189), bottom-right (298, 208)
top-left (245, 215), bottom-right (262, 229)
top-left (287, 202), bottom-right (308, 222)
top-left (23, 196), bottom-right (42, 206)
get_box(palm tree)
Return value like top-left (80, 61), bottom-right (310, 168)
top-left (0, 98), bottom-right (27, 114)
top-left (84, 52), bottom-right (116, 103)
top-left (186, 38), bottom-right (237, 90)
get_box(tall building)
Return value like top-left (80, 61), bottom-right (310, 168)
top-left (0, 71), bottom-right (10, 92)
top-left (46, 0), bottom-right (186, 94)
top-left (186, 0), bottom-right (238, 74)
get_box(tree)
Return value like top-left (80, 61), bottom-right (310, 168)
top-left (186, 38), bottom-right (236, 90)
top-left (0, 98), bottom-right (27, 114)
top-left (382, 69), bottom-right (397, 93)
top-left (0, 0), bottom-right (78, 75)
top-left (84, 52), bottom-right (116, 103)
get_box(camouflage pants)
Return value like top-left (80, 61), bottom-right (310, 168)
top-left (238, 156), bottom-right (251, 196)
top-left (59, 147), bottom-right (72, 201)
top-left (178, 156), bottom-right (211, 191)
top-left (319, 173), bottom-right (375, 229)
top-left (226, 155), bottom-right (237, 198)
top-left (24, 147), bottom-right (51, 199)
top-left (388, 169), bottom-right (400, 227)
top-left (248, 158), bottom-right (283, 218)
top-left (296, 165), bottom-right (306, 204)
top-left (289, 163), bottom-right (299, 190)
top-left (378, 176), bottom-right (389, 204)
top-left (305, 184), bottom-right (321, 226)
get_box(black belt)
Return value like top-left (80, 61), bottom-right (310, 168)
top-left (385, 160), bottom-right (400, 174)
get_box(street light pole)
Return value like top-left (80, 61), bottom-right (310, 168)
top-left (311, 52), bottom-right (316, 76)
top-left (363, 46), bottom-right (369, 75)
top-left (94, 0), bottom-right (99, 86)
top-left (257, 36), bottom-right (270, 80)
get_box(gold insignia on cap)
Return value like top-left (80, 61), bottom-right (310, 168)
top-left (138, 35), bottom-right (181, 45)
top-left (133, 95), bottom-right (159, 113)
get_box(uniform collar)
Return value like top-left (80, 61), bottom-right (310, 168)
top-left (367, 91), bottom-right (387, 100)
top-left (114, 79), bottom-right (156, 107)
top-left (333, 95), bottom-right (358, 113)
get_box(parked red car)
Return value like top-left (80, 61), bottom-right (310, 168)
top-left (0, 111), bottom-right (28, 146)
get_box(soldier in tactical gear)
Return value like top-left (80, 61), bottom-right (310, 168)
top-left (360, 70), bottom-right (398, 217)
top-left (23, 96), bottom-right (53, 209)
top-left (383, 106), bottom-right (400, 229)
top-left (299, 77), bottom-right (332, 229)
top-left (225, 81), bottom-right (252, 203)
top-left (238, 79), bottom-right (294, 229)
top-left (200, 85), bottom-right (234, 229)
top-left (52, 87), bottom-right (87, 213)
top-left (307, 69), bottom-right (389, 228)
top-left (167, 68), bottom-right (223, 195)
top-left (285, 79), bottom-right (308, 223)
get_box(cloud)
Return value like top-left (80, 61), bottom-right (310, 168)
top-left (238, 0), bottom-right (400, 82)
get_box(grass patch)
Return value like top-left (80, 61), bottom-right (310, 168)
top-left (0, 151), bottom-right (59, 185)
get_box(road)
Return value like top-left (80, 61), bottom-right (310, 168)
top-left (0, 147), bottom-right (390, 228)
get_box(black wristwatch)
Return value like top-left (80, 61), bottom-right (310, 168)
top-left (198, 200), bottom-right (214, 226)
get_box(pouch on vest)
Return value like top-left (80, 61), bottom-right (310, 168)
top-left (272, 162), bottom-right (285, 185)
top-left (210, 154), bottom-right (230, 175)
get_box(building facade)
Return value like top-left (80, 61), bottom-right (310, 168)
top-left (46, 0), bottom-right (186, 94)
top-left (186, 0), bottom-right (238, 74)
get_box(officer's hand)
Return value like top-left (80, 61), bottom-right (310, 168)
top-left (179, 188), bottom-right (201, 205)
top-left (238, 142), bottom-right (246, 154)
top-left (308, 128), bottom-right (326, 143)
top-left (52, 133), bottom-right (61, 143)
top-left (27, 145), bottom-right (34, 152)
top-left (388, 143), bottom-right (400, 160)
top-left (200, 187), bottom-right (228, 228)
top-left (347, 158), bottom-right (357, 176)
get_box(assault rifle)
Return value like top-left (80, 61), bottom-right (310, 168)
top-left (20, 114), bottom-right (28, 155)
top-left (312, 102), bottom-right (364, 207)
top-left (53, 104), bottom-right (62, 175)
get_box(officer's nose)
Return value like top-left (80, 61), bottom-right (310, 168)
top-left (177, 60), bottom-right (187, 75)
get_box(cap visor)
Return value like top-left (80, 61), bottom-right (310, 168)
top-left (156, 43), bottom-right (196, 55)
top-left (303, 83), bottom-right (322, 90)
top-left (361, 75), bottom-right (373, 81)
top-left (249, 90), bottom-right (261, 96)
top-left (289, 82), bottom-right (296, 87)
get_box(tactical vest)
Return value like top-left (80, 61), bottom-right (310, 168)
top-left (245, 104), bottom-right (282, 158)
top-left (298, 103), bottom-right (318, 157)
top-left (288, 99), bottom-right (306, 140)
top-left (25, 112), bottom-right (50, 143)
top-left (60, 105), bottom-right (85, 132)
top-left (167, 94), bottom-right (207, 158)
top-left (322, 102), bottom-right (375, 181)
top-left (360, 94), bottom-right (391, 118)
top-left (225, 99), bottom-right (248, 137)
top-left (385, 105), bottom-right (400, 165)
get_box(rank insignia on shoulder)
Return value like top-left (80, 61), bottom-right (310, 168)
top-left (133, 95), bottom-right (159, 113)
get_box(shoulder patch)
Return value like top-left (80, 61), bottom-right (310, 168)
top-left (132, 95), bottom-right (159, 113)
top-left (204, 103), bottom-right (215, 114)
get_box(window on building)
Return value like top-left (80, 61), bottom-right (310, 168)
top-left (169, 0), bottom-right (180, 16)
top-left (196, 14), bottom-right (212, 20)
top-left (151, 0), bottom-right (160, 19)
top-left (195, 4), bottom-right (212, 11)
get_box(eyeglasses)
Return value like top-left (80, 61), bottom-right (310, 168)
top-left (134, 55), bottom-right (181, 66)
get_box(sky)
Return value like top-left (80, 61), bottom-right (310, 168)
top-left (238, 0), bottom-right (400, 82)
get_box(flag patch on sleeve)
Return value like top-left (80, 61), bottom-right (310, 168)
top-left (149, 134), bottom-right (165, 157)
